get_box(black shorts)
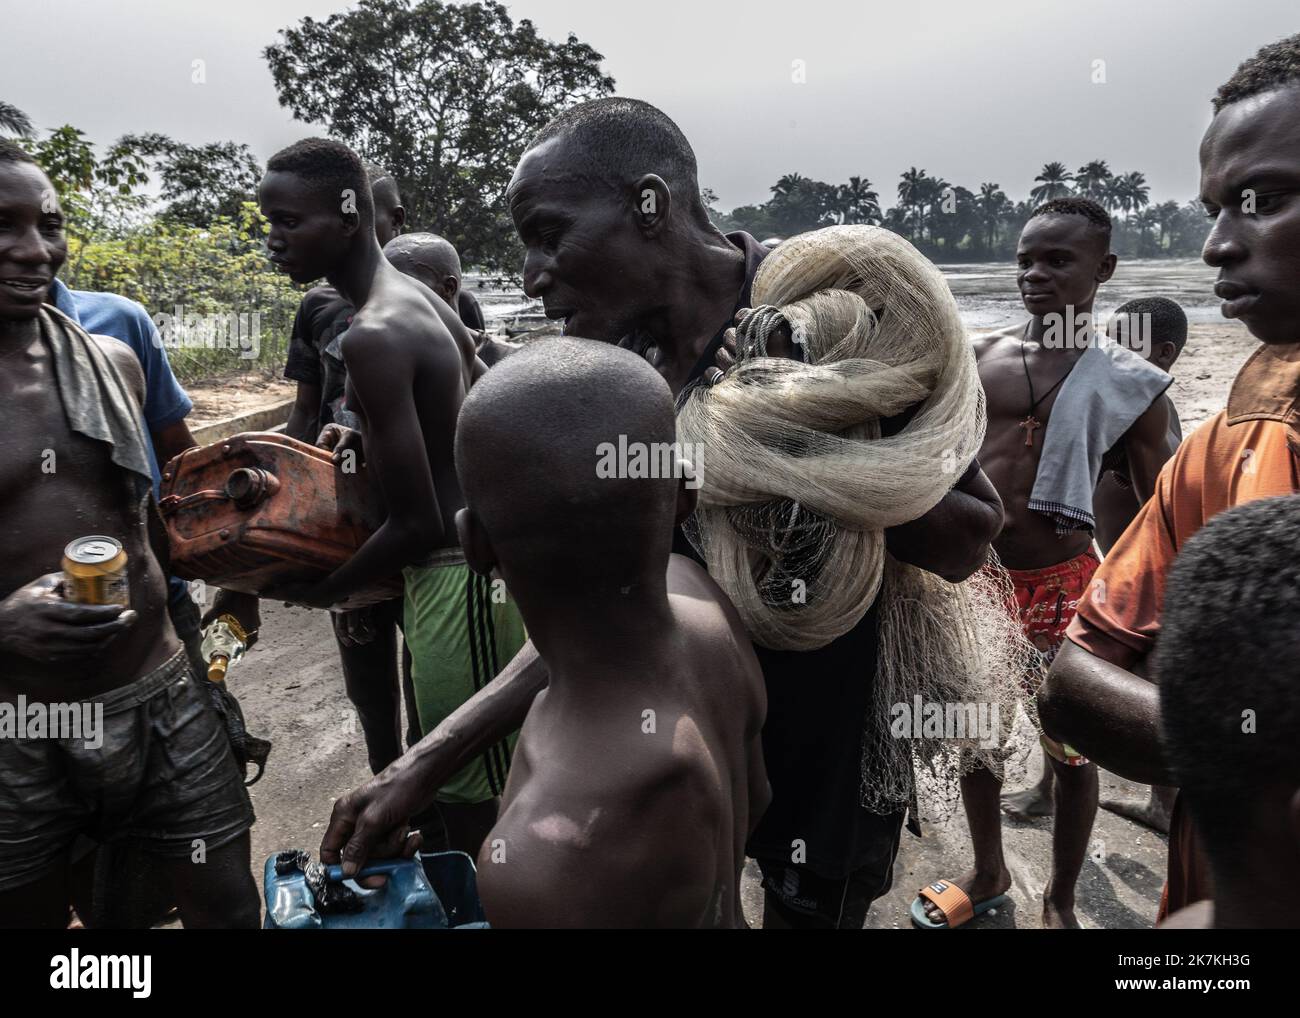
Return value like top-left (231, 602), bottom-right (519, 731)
top-left (755, 810), bottom-right (904, 929)
top-left (0, 648), bottom-right (255, 892)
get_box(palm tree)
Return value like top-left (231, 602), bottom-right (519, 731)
top-left (1030, 161), bottom-right (1075, 205)
top-left (1153, 199), bottom-right (1180, 252)
top-left (898, 167), bottom-right (929, 242)
top-left (1121, 171), bottom-right (1150, 217)
top-left (1102, 175), bottom-right (1129, 217)
top-left (1133, 207), bottom-right (1160, 255)
top-left (770, 173), bottom-right (807, 200)
top-left (976, 182), bottom-right (1010, 255)
top-left (1074, 160), bottom-right (1111, 200)
top-left (0, 101), bottom-right (33, 138)
top-left (920, 175), bottom-right (950, 244)
top-left (839, 175), bottom-right (881, 225)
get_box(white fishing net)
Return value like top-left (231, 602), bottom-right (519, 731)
top-left (677, 225), bottom-right (1033, 817)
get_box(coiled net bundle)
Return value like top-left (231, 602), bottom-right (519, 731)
top-left (677, 225), bottom-right (1033, 817)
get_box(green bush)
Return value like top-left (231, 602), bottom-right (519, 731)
top-left (61, 202), bottom-right (302, 385)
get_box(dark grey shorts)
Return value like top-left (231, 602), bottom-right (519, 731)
top-left (0, 648), bottom-right (255, 893)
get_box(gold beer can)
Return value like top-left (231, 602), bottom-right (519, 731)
top-left (62, 535), bottom-right (129, 606)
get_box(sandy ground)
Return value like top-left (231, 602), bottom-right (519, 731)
top-left (186, 374), bottom-right (296, 428)
top-left (225, 318), bottom-right (1253, 929)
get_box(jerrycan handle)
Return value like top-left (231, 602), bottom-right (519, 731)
top-left (323, 859), bottom-right (409, 884)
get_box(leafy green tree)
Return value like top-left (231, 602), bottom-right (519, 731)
top-left (31, 125), bottom-right (152, 242)
top-left (264, 0), bottom-right (614, 272)
top-left (118, 134), bottom-right (261, 227)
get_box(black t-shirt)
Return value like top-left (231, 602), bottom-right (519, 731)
top-left (285, 283), bottom-right (488, 438)
top-left (284, 285), bottom-right (355, 438)
top-left (676, 232), bottom-right (977, 879)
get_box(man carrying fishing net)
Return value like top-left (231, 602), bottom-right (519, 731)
top-left (322, 97), bottom-right (1018, 929)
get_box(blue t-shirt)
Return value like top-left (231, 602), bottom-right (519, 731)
top-left (51, 278), bottom-right (193, 607)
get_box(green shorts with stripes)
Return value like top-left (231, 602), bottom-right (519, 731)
top-left (402, 553), bottom-right (527, 805)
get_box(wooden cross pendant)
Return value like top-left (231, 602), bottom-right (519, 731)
top-left (1019, 415), bottom-right (1041, 447)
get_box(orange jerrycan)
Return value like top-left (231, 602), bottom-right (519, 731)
top-left (159, 432), bottom-right (402, 608)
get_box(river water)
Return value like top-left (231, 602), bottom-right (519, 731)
top-left (466, 256), bottom-right (1225, 335)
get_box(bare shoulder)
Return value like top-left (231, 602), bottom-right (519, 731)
top-left (1122, 391), bottom-right (1173, 447)
top-left (667, 557), bottom-right (764, 688)
top-left (90, 334), bottom-right (145, 407)
top-left (971, 322), bottom-right (1023, 362)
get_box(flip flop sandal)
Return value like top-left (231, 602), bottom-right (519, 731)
top-left (910, 879), bottom-right (1009, 929)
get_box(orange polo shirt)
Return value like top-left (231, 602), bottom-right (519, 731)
top-left (1066, 339), bottom-right (1300, 918)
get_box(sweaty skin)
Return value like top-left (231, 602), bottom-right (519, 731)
top-left (974, 215), bottom-right (1173, 571)
top-left (479, 556), bottom-right (768, 928)
top-left (1041, 82), bottom-right (1300, 778)
top-left (321, 121), bottom-right (1002, 875)
top-left (259, 169), bottom-right (468, 606)
top-left (0, 159), bottom-right (256, 929)
top-left (0, 160), bottom-right (173, 700)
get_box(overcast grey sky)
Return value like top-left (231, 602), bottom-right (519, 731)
top-left (3, 0), bottom-right (1296, 210)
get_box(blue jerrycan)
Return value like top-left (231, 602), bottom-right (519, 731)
top-left (263, 851), bottom-right (488, 929)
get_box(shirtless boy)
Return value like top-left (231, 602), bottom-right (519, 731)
top-left (455, 339), bottom-right (769, 927)
top-left (0, 142), bottom-right (258, 929)
top-left (918, 197), bottom-right (1175, 929)
top-left (280, 164), bottom-right (417, 777)
top-left (258, 139), bottom-right (522, 857)
top-left (1011, 296), bottom-right (1188, 831)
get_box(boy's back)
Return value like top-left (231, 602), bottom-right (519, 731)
top-left (486, 555), bottom-right (765, 928)
top-left (453, 338), bottom-right (769, 928)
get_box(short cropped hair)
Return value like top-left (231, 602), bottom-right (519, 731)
top-left (1213, 33), bottom-right (1300, 113)
top-left (1111, 297), bottom-right (1188, 355)
top-left (1155, 494), bottom-right (1300, 860)
top-left (267, 137), bottom-right (372, 223)
top-left (527, 97), bottom-right (709, 227)
top-left (1029, 197), bottom-right (1113, 245)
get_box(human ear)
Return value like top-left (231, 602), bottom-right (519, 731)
top-left (632, 174), bottom-right (672, 237)
top-left (1096, 252), bottom-right (1118, 284)
top-left (455, 506), bottom-right (497, 578)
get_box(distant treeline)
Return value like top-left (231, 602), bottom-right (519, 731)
top-left (707, 161), bottom-right (1212, 261)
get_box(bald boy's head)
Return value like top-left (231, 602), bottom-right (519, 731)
top-left (454, 338), bottom-right (686, 592)
top-left (384, 232), bottom-right (463, 306)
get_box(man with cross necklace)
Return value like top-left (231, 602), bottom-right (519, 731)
top-left (915, 197), bottom-right (1174, 930)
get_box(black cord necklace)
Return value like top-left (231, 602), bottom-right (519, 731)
top-left (1018, 322), bottom-right (1075, 449)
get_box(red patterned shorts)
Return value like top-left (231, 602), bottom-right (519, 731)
top-left (1000, 548), bottom-right (1100, 767)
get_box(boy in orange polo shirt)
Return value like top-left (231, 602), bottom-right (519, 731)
top-left (1040, 31), bottom-right (1300, 922)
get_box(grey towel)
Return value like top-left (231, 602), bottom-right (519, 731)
top-left (1028, 335), bottom-right (1172, 534)
top-left (41, 305), bottom-right (153, 500)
